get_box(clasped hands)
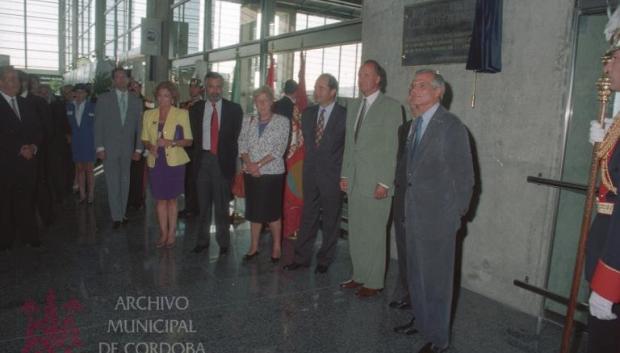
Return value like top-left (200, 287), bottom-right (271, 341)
top-left (243, 161), bottom-right (261, 177)
top-left (19, 144), bottom-right (36, 160)
top-left (147, 138), bottom-right (175, 159)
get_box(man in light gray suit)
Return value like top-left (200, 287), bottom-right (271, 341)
top-left (394, 69), bottom-right (474, 353)
top-left (95, 68), bottom-right (143, 228)
top-left (339, 60), bottom-right (402, 297)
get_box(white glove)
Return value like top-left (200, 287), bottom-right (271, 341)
top-left (589, 118), bottom-right (614, 145)
top-left (588, 291), bottom-right (618, 320)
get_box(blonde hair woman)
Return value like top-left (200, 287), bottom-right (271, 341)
top-left (141, 81), bottom-right (193, 248)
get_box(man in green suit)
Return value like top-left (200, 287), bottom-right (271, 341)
top-left (339, 60), bottom-right (402, 297)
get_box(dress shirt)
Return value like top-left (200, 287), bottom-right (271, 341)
top-left (1, 90), bottom-right (20, 118)
top-left (115, 89), bottom-right (128, 108)
top-left (414, 102), bottom-right (440, 140)
top-left (317, 100), bottom-right (336, 128)
top-left (74, 101), bottom-right (85, 127)
top-left (202, 99), bottom-right (222, 150)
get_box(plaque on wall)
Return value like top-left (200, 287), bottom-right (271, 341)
top-left (402, 0), bottom-right (476, 66)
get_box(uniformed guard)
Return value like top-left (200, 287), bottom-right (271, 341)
top-left (585, 8), bottom-right (620, 353)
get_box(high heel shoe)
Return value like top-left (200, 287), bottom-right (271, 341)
top-left (165, 240), bottom-right (176, 249)
top-left (271, 257), bottom-right (280, 264)
top-left (243, 251), bottom-right (259, 260)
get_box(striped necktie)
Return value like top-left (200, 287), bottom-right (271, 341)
top-left (315, 108), bottom-right (326, 146)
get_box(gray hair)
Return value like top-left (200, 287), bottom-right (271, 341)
top-left (415, 68), bottom-right (446, 92)
top-left (318, 73), bottom-right (339, 93)
top-left (204, 71), bottom-right (224, 82)
top-left (252, 85), bottom-right (275, 101)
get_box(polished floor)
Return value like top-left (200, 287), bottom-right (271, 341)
top-left (0, 179), bottom-right (587, 353)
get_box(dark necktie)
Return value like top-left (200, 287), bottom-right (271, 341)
top-left (210, 102), bottom-right (219, 154)
top-left (354, 98), bottom-right (367, 143)
top-left (409, 117), bottom-right (423, 157)
top-left (315, 108), bottom-right (325, 146)
top-left (10, 97), bottom-right (20, 120)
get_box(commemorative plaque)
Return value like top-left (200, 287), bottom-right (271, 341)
top-left (402, 0), bottom-right (476, 65)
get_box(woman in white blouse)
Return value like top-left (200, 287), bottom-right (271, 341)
top-left (238, 86), bottom-right (290, 263)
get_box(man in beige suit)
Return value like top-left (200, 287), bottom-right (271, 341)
top-left (340, 60), bottom-right (402, 297)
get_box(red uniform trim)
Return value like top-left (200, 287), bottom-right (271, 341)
top-left (591, 260), bottom-right (620, 302)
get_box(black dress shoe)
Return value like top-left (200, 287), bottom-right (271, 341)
top-left (122, 217), bottom-right (129, 225)
top-left (417, 342), bottom-right (447, 353)
top-left (113, 221), bottom-right (122, 229)
top-left (393, 319), bottom-right (417, 335)
top-left (193, 245), bottom-right (209, 254)
top-left (219, 247), bottom-right (228, 255)
top-left (178, 210), bottom-right (196, 218)
top-left (314, 264), bottom-right (328, 274)
top-left (283, 262), bottom-right (309, 271)
top-left (389, 300), bottom-right (411, 310)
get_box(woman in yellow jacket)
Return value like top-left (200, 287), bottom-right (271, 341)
top-left (141, 81), bottom-right (193, 248)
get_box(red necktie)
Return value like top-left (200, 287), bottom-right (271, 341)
top-left (211, 102), bottom-right (219, 154)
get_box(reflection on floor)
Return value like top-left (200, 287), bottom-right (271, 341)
top-left (0, 182), bottom-right (587, 353)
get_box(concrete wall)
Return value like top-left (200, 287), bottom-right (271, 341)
top-left (363, 0), bottom-right (575, 315)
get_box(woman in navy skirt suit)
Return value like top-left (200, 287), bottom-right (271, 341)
top-left (66, 84), bottom-right (96, 203)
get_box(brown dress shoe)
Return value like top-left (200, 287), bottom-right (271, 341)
top-left (355, 286), bottom-right (382, 298)
top-left (339, 279), bottom-right (363, 289)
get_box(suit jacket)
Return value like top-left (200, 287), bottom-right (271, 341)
top-left (301, 103), bottom-right (347, 193)
top-left (238, 114), bottom-right (290, 175)
top-left (94, 90), bottom-right (144, 158)
top-left (587, 140), bottom-right (620, 303)
top-left (0, 95), bottom-right (43, 187)
top-left (189, 98), bottom-right (243, 181)
top-left (273, 96), bottom-right (295, 120)
top-left (405, 105), bottom-right (474, 232)
top-left (66, 100), bottom-right (96, 161)
top-left (341, 92), bottom-right (402, 197)
top-left (392, 119), bottom-right (412, 223)
top-left (403, 105), bottom-right (474, 347)
top-left (141, 106), bottom-right (193, 168)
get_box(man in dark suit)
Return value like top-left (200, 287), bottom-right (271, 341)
top-left (179, 78), bottom-right (204, 218)
top-left (283, 74), bottom-right (346, 274)
top-left (390, 108), bottom-right (415, 315)
top-left (18, 72), bottom-right (55, 226)
top-left (192, 72), bottom-right (243, 255)
top-left (0, 65), bottom-right (43, 250)
top-left (46, 84), bottom-right (72, 203)
top-left (393, 69), bottom-right (474, 353)
top-left (273, 79), bottom-right (297, 120)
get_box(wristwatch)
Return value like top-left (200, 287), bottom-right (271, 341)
top-left (171, 141), bottom-right (177, 147)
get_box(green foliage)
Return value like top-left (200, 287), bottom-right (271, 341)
top-left (91, 70), bottom-right (112, 96)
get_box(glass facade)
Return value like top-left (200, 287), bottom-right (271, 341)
top-left (286, 43), bottom-right (362, 99)
top-left (0, 0), bottom-right (60, 71)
